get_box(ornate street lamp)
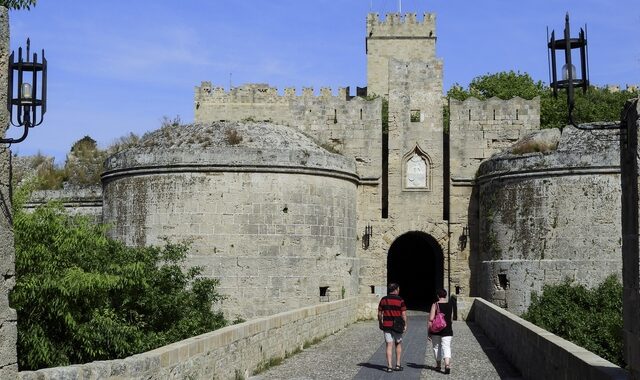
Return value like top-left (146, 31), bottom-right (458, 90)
top-left (547, 13), bottom-right (589, 129)
top-left (1, 38), bottom-right (47, 145)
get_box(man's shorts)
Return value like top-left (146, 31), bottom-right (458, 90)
top-left (384, 330), bottom-right (403, 343)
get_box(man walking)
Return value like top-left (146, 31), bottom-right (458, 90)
top-left (377, 283), bottom-right (407, 372)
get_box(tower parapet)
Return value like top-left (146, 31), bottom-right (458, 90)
top-left (449, 96), bottom-right (540, 128)
top-left (195, 82), bottom-right (353, 105)
top-left (366, 12), bottom-right (436, 38)
top-left (366, 13), bottom-right (438, 97)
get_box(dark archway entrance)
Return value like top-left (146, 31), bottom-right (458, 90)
top-left (387, 231), bottom-right (444, 311)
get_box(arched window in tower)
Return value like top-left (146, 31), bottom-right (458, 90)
top-left (402, 144), bottom-right (432, 191)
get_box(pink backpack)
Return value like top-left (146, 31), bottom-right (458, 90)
top-left (429, 303), bottom-right (447, 333)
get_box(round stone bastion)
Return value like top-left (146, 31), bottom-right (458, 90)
top-left (475, 125), bottom-right (622, 315)
top-left (102, 121), bottom-right (359, 320)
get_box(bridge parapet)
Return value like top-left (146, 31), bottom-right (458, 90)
top-left (18, 297), bottom-right (376, 380)
top-left (470, 298), bottom-right (629, 379)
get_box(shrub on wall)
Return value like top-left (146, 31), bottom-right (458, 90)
top-left (10, 188), bottom-right (227, 370)
top-left (522, 275), bottom-right (624, 367)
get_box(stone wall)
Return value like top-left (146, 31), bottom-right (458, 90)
top-left (0, 6), bottom-right (17, 378)
top-left (471, 297), bottom-right (629, 380)
top-left (476, 126), bottom-right (622, 314)
top-left (449, 96), bottom-right (540, 297)
top-left (102, 122), bottom-right (359, 320)
top-left (621, 98), bottom-right (640, 379)
top-left (18, 297), bottom-right (373, 380)
top-left (24, 187), bottom-right (103, 222)
top-left (194, 84), bottom-right (382, 181)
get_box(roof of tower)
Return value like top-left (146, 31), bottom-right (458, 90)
top-left (103, 121), bottom-right (356, 180)
top-left (131, 121), bottom-right (332, 152)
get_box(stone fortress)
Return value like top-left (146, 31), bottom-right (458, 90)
top-left (29, 12), bottom-right (623, 320)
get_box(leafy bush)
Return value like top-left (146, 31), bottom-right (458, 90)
top-left (522, 276), bottom-right (624, 367)
top-left (10, 189), bottom-right (226, 370)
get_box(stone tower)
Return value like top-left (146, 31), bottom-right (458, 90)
top-left (361, 12), bottom-right (448, 309)
top-left (366, 13), bottom-right (437, 98)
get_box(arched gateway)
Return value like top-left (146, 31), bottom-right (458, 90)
top-left (387, 231), bottom-right (444, 311)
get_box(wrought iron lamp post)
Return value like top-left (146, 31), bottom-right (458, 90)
top-left (547, 13), bottom-right (589, 129)
top-left (1, 38), bottom-right (47, 145)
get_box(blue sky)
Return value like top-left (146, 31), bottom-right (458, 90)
top-left (7, 0), bottom-right (640, 163)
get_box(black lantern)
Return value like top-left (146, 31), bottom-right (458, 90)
top-left (547, 13), bottom-right (588, 129)
top-left (362, 224), bottom-right (372, 250)
top-left (458, 225), bottom-right (469, 251)
top-left (1, 38), bottom-right (47, 145)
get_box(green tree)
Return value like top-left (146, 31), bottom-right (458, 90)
top-left (10, 188), bottom-right (227, 370)
top-left (522, 276), bottom-right (624, 367)
top-left (0, 0), bottom-right (36, 10)
top-left (450, 71), bottom-right (545, 101)
top-left (64, 136), bottom-right (107, 186)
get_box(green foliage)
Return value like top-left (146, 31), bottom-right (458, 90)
top-left (447, 71), bottom-right (638, 130)
top-left (448, 71), bottom-right (544, 101)
top-left (160, 115), bottom-right (183, 129)
top-left (522, 276), bottom-right (624, 367)
top-left (107, 132), bottom-right (140, 155)
top-left (13, 152), bottom-right (66, 190)
top-left (10, 191), bottom-right (227, 370)
top-left (0, 0), bottom-right (37, 10)
top-left (64, 136), bottom-right (107, 186)
top-left (541, 86), bottom-right (639, 130)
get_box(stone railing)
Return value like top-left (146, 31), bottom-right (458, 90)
top-left (19, 296), bottom-right (375, 380)
top-left (470, 297), bottom-right (629, 380)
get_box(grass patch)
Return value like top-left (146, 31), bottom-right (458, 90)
top-left (253, 357), bottom-right (284, 375)
top-left (225, 128), bottom-right (243, 145)
top-left (511, 140), bottom-right (558, 155)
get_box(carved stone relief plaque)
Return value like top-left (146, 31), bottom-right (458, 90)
top-left (406, 154), bottom-right (427, 188)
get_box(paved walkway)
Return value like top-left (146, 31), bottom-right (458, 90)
top-left (250, 311), bottom-right (522, 380)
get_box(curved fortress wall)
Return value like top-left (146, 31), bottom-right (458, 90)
top-left (102, 122), bottom-right (359, 319)
top-left (476, 126), bottom-right (622, 315)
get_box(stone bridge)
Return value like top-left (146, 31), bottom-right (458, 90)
top-left (18, 296), bottom-right (628, 380)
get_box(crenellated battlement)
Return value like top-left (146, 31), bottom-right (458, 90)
top-left (195, 82), bottom-right (357, 103)
top-left (366, 12), bottom-right (436, 38)
top-left (449, 96), bottom-right (540, 125)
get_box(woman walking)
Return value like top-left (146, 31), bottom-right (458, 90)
top-left (428, 288), bottom-right (453, 374)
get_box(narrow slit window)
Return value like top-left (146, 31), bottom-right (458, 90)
top-left (360, 109), bottom-right (363, 120)
top-left (468, 109), bottom-right (471, 121)
top-left (516, 109), bottom-right (519, 120)
top-left (333, 109), bottom-right (338, 124)
top-left (493, 109), bottom-right (496, 120)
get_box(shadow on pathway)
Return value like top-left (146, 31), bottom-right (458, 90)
top-left (250, 311), bottom-right (522, 379)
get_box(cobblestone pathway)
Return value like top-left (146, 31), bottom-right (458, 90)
top-left (250, 311), bottom-right (522, 380)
